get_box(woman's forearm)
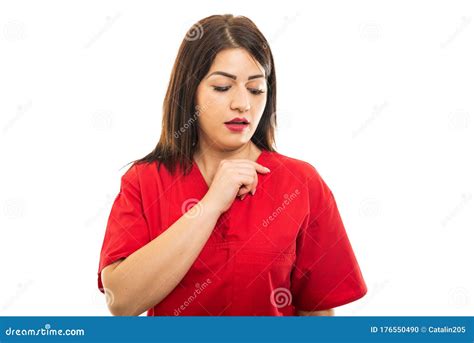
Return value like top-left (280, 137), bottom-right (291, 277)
top-left (103, 195), bottom-right (221, 316)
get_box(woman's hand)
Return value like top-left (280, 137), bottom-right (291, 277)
top-left (202, 159), bottom-right (271, 215)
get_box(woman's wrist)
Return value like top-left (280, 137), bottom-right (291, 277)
top-left (200, 194), bottom-right (224, 218)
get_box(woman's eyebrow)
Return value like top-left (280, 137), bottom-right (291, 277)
top-left (206, 71), bottom-right (264, 80)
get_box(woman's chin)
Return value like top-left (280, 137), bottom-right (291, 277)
top-left (214, 139), bottom-right (251, 152)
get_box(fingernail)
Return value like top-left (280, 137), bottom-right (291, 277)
top-left (241, 194), bottom-right (247, 200)
top-left (264, 167), bottom-right (270, 172)
top-left (251, 189), bottom-right (255, 195)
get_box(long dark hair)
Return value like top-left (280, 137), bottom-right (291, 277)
top-left (131, 14), bottom-right (277, 176)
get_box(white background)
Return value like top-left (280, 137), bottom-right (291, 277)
top-left (1, 0), bottom-right (473, 316)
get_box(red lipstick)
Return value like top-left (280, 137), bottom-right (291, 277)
top-left (224, 117), bottom-right (250, 132)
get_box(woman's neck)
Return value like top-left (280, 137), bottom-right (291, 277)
top-left (193, 142), bottom-right (261, 186)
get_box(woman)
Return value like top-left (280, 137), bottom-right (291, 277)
top-left (97, 14), bottom-right (367, 316)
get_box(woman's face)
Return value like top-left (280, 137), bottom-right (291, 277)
top-left (195, 48), bottom-right (268, 151)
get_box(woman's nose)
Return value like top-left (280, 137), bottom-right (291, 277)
top-left (230, 87), bottom-right (251, 112)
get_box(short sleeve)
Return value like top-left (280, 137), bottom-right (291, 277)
top-left (97, 164), bottom-right (151, 294)
top-left (290, 164), bottom-right (367, 311)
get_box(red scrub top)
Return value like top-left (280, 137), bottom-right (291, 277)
top-left (97, 150), bottom-right (367, 316)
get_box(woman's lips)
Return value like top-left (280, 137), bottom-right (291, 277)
top-left (224, 122), bottom-right (249, 132)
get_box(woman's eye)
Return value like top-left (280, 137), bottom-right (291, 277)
top-left (212, 86), bottom-right (231, 92)
top-left (249, 88), bottom-right (265, 95)
top-left (212, 86), bottom-right (265, 95)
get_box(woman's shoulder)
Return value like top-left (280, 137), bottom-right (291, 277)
top-left (119, 161), bottom-right (161, 186)
top-left (266, 150), bottom-right (321, 179)
top-left (269, 151), bottom-right (333, 204)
